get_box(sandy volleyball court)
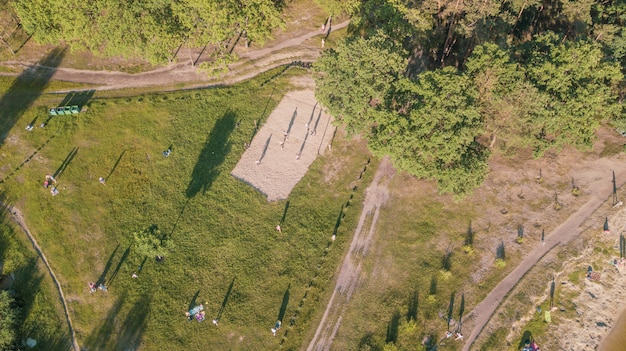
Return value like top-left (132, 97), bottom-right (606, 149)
top-left (231, 89), bottom-right (334, 201)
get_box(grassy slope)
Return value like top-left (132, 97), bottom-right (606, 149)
top-left (0, 67), bottom-right (373, 350)
top-left (0, 207), bottom-right (72, 350)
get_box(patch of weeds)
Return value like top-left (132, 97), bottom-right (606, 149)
top-left (480, 327), bottom-right (508, 351)
top-left (495, 258), bottom-right (507, 269)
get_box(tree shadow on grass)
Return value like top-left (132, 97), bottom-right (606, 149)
top-left (96, 245), bottom-right (120, 286)
top-left (83, 292), bottom-right (151, 351)
top-left (14, 258), bottom-right (72, 351)
top-left (277, 284), bottom-right (290, 323)
top-left (106, 150), bottom-right (126, 180)
top-left (518, 330), bottom-right (533, 350)
top-left (214, 277), bottom-right (235, 322)
top-left (58, 89), bottom-right (95, 108)
top-left (279, 201), bottom-right (289, 226)
top-left (188, 290), bottom-right (201, 311)
top-left (0, 47), bottom-right (66, 147)
top-left (406, 289), bottom-right (418, 322)
top-left (385, 311), bottom-right (401, 344)
top-left (52, 147), bottom-right (79, 180)
top-left (113, 294), bottom-right (151, 350)
top-left (186, 110), bottom-right (236, 198)
top-left (11, 257), bottom-right (45, 330)
top-left (108, 245), bottom-right (131, 286)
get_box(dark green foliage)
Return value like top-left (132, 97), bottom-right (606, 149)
top-left (313, 31), bottom-right (407, 135)
top-left (132, 224), bottom-right (173, 259)
top-left (313, 0), bottom-right (626, 198)
top-left (10, 0), bottom-right (284, 64)
top-left (0, 290), bottom-right (17, 349)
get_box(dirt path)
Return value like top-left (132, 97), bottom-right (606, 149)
top-left (307, 157), bottom-right (396, 351)
top-left (0, 21), bottom-right (349, 92)
top-left (462, 166), bottom-right (626, 351)
top-left (9, 206), bottom-right (79, 351)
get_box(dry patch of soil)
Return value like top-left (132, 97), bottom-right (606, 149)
top-left (231, 84), bottom-right (333, 201)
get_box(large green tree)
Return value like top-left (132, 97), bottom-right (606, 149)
top-left (313, 31), bottom-right (406, 135)
top-left (522, 33), bottom-right (623, 155)
top-left (369, 68), bottom-right (488, 197)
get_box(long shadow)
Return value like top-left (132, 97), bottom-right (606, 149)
top-left (108, 245), bottom-right (131, 286)
top-left (53, 147), bottom-right (79, 180)
top-left (332, 205), bottom-right (345, 236)
top-left (457, 293), bottom-right (465, 333)
top-left (285, 108), bottom-right (297, 135)
top-left (279, 200), bottom-right (290, 225)
top-left (257, 134), bottom-right (272, 164)
top-left (65, 89), bottom-right (95, 107)
top-left (96, 244), bottom-right (120, 286)
top-left (297, 131), bottom-right (309, 158)
top-left (0, 47), bottom-right (66, 147)
top-left (188, 290), bottom-right (201, 311)
top-left (277, 284), bottom-right (290, 322)
top-left (11, 257), bottom-right (45, 328)
top-left (385, 311), bottom-right (400, 344)
top-left (215, 277), bottom-right (235, 322)
top-left (106, 150), bottom-right (126, 179)
top-left (82, 292), bottom-right (151, 350)
top-left (113, 294), bottom-right (151, 350)
top-left (311, 109), bottom-right (323, 135)
top-left (0, 134), bottom-right (53, 184)
top-left (186, 110), bottom-right (236, 198)
top-left (517, 330), bottom-right (533, 350)
top-left (170, 199), bottom-right (190, 236)
top-left (446, 292), bottom-right (455, 330)
top-left (406, 290), bottom-right (418, 322)
top-left (307, 102), bottom-right (318, 125)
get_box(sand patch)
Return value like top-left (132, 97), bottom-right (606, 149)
top-left (231, 89), bottom-right (334, 201)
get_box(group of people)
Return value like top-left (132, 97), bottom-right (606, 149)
top-left (185, 304), bottom-right (206, 322)
top-left (88, 282), bottom-right (108, 293)
top-left (43, 174), bottom-right (59, 196)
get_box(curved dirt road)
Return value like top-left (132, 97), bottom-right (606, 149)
top-left (0, 21), bottom-right (349, 92)
top-left (462, 167), bottom-right (626, 351)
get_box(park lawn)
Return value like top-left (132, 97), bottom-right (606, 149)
top-left (326, 176), bottom-right (478, 351)
top-left (0, 67), bottom-right (374, 350)
top-left (0, 208), bottom-right (72, 350)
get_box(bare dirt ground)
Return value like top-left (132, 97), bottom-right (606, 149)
top-left (231, 78), bottom-right (334, 201)
top-left (0, 20), bottom-right (349, 92)
top-left (307, 156), bottom-right (396, 351)
top-left (461, 148), bottom-right (626, 351)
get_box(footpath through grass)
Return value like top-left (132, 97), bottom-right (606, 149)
top-left (0, 204), bottom-right (72, 350)
top-left (0, 67), bottom-right (373, 350)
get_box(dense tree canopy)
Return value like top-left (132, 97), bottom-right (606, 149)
top-left (313, 31), bottom-right (406, 134)
top-left (369, 69), bottom-right (488, 197)
top-left (10, 0), bottom-right (285, 64)
top-left (315, 0), bottom-right (626, 197)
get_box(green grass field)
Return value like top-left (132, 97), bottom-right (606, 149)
top-left (0, 67), bottom-right (374, 350)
